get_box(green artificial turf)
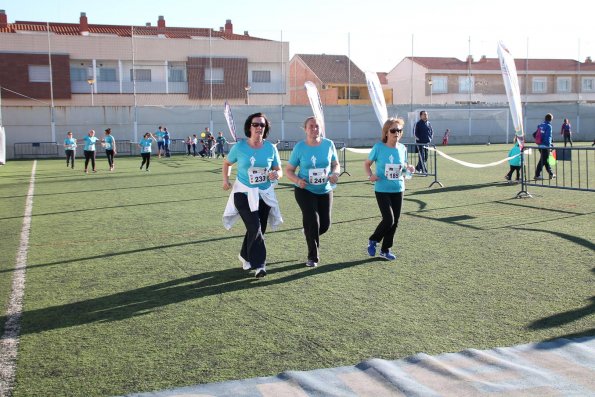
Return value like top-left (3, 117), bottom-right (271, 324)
top-left (0, 144), bottom-right (593, 396)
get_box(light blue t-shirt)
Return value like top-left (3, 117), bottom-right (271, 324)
top-left (367, 142), bottom-right (408, 193)
top-left (140, 138), bottom-right (153, 154)
top-left (64, 137), bottom-right (77, 151)
top-left (83, 136), bottom-right (99, 151)
top-left (288, 138), bottom-right (338, 195)
top-left (227, 140), bottom-right (280, 190)
top-left (104, 135), bottom-right (115, 150)
top-left (155, 130), bottom-right (165, 142)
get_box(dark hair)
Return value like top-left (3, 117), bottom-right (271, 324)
top-left (105, 128), bottom-right (111, 134)
top-left (545, 113), bottom-right (553, 122)
top-left (244, 112), bottom-right (270, 139)
top-left (419, 110), bottom-right (427, 117)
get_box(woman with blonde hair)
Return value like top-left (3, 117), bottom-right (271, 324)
top-left (364, 117), bottom-right (414, 260)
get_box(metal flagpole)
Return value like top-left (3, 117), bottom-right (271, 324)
top-left (47, 22), bottom-right (56, 142)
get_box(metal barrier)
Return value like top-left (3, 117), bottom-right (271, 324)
top-left (406, 143), bottom-right (443, 187)
top-left (14, 142), bottom-right (60, 159)
top-left (518, 145), bottom-right (594, 197)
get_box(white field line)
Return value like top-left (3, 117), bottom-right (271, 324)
top-left (0, 160), bottom-right (37, 397)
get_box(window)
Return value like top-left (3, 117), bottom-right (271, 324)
top-left (557, 77), bottom-right (571, 93)
top-left (532, 77), bottom-right (547, 93)
top-left (70, 67), bottom-right (87, 81)
top-left (28, 65), bottom-right (51, 82)
top-left (431, 76), bottom-right (447, 93)
top-left (97, 68), bottom-right (117, 82)
top-left (169, 68), bottom-right (186, 82)
top-left (205, 68), bottom-right (224, 84)
top-left (582, 78), bottom-right (595, 92)
top-left (130, 69), bottom-right (151, 82)
top-left (458, 76), bottom-right (474, 93)
top-left (252, 70), bottom-right (271, 83)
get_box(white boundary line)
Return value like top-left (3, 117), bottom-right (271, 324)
top-left (0, 160), bottom-right (37, 396)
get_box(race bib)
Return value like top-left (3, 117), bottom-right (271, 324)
top-left (384, 164), bottom-right (402, 180)
top-left (142, 145), bottom-right (151, 153)
top-left (308, 168), bottom-right (327, 185)
top-left (66, 144), bottom-right (75, 150)
top-left (248, 167), bottom-right (268, 185)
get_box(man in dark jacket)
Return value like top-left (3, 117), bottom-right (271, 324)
top-left (414, 110), bottom-right (433, 173)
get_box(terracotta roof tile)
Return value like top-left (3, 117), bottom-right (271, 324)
top-left (3, 21), bottom-right (268, 41)
top-left (409, 56), bottom-right (595, 71)
top-left (296, 54), bottom-right (366, 85)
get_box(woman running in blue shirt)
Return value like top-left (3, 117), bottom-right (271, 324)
top-left (364, 117), bottom-right (414, 261)
top-left (285, 116), bottom-right (340, 268)
top-left (222, 112), bottom-right (283, 278)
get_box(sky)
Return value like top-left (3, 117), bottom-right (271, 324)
top-left (2, 0), bottom-right (594, 72)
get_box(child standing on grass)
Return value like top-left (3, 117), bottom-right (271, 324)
top-left (504, 136), bottom-right (522, 183)
top-left (64, 131), bottom-right (77, 169)
top-left (138, 132), bottom-right (155, 171)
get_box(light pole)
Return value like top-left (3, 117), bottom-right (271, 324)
top-left (244, 85), bottom-right (251, 105)
top-left (87, 78), bottom-right (95, 106)
top-left (428, 78), bottom-right (433, 105)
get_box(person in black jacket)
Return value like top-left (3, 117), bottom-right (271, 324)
top-left (414, 110), bottom-right (433, 173)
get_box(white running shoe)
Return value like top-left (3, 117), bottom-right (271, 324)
top-left (238, 254), bottom-right (251, 270)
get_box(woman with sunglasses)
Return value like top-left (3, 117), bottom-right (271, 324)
top-left (222, 112), bottom-right (283, 279)
top-left (364, 117), bottom-right (414, 261)
top-left (285, 116), bottom-right (340, 268)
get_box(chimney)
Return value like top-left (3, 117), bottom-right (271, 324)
top-left (480, 55), bottom-right (487, 62)
top-left (0, 10), bottom-right (7, 28)
top-left (219, 27), bottom-right (224, 32)
top-left (158, 15), bottom-right (166, 28)
top-left (79, 12), bottom-right (89, 35)
top-left (244, 30), bottom-right (249, 36)
top-left (146, 22), bottom-right (151, 27)
top-left (586, 56), bottom-right (592, 64)
top-left (224, 19), bottom-right (233, 34)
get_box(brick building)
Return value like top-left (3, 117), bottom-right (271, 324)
top-left (0, 10), bottom-right (289, 106)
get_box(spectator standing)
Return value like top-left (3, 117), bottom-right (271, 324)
top-left (215, 131), bottom-right (227, 158)
top-left (414, 110), bottom-right (433, 173)
top-left (560, 118), bottom-right (573, 147)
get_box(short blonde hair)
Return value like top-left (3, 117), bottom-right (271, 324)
top-left (381, 117), bottom-right (405, 143)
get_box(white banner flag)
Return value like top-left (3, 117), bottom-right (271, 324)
top-left (365, 71), bottom-right (388, 128)
top-left (223, 101), bottom-right (237, 142)
top-left (497, 41), bottom-right (524, 146)
top-left (0, 126), bottom-right (6, 164)
top-left (304, 81), bottom-right (325, 137)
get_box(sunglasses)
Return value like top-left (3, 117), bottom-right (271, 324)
top-left (389, 128), bottom-right (403, 134)
top-left (251, 122), bottom-right (266, 128)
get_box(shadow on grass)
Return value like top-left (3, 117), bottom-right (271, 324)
top-left (5, 258), bottom-right (374, 335)
top-left (0, 194), bottom-right (229, 221)
top-left (527, 296), bottom-right (595, 331)
top-left (0, 217), bottom-right (374, 275)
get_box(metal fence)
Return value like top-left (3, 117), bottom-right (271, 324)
top-left (518, 145), bottom-right (594, 196)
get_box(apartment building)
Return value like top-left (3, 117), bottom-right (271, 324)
top-left (387, 55), bottom-right (595, 105)
top-left (0, 10), bottom-right (289, 106)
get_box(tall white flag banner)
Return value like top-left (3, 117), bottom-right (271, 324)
top-left (0, 126), bottom-right (6, 165)
top-left (304, 81), bottom-right (326, 137)
top-left (497, 41), bottom-right (524, 146)
top-left (365, 71), bottom-right (388, 128)
top-left (223, 101), bottom-right (237, 142)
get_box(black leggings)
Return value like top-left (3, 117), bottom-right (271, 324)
top-left (84, 150), bottom-right (96, 171)
top-left (369, 191), bottom-right (403, 251)
top-left (506, 165), bottom-right (521, 180)
top-left (65, 150), bottom-right (75, 167)
top-left (106, 149), bottom-right (115, 168)
top-left (234, 193), bottom-right (271, 268)
top-left (294, 187), bottom-right (333, 262)
top-left (140, 153), bottom-right (151, 169)
top-left (535, 148), bottom-right (553, 177)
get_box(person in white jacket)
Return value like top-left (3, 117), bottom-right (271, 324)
top-left (222, 112), bottom-right (283, 279)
